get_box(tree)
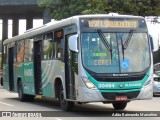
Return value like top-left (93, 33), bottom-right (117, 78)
top-left (81, 0), bottom-right (111, 14)
top-left (39, 0), bottom-right (87, 20)
top-left (105, 0), bottom-right (160, 17)
top-left (39, 0), bottom-right (160, 20)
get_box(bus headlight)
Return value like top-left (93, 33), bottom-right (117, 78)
top-left (144, 79), bottom-right (151, 86)
top-left (81, 76), bottom-right (96, 89)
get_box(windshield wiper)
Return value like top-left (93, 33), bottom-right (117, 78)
top-left (97, 30), bottom-right (112, 62)
top-left (97, 30), bottom-right (112, 52)
top-left (123, 29), bottom-right (135, 49)
top-left (121, 38), bottom-right (125, 60)
top-left (121, 30), bottom-right (135, 60)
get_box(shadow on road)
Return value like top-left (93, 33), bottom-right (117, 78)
top-left (5, 97), bottom-right (115, 111)
top-left (3, 96), bottom-right (160, 117)
top-left (1, 84), bottom-right (159, 117)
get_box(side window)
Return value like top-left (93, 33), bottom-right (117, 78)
top-left (43, 33), bottom-right (53, 60)
top-left (54, 30), bottom-right (64, 59)
top-left (24, 39), bottom-right (33, 62)
top-left (6, 45), bottom-right (9, 64)
top-left (3, 45), bottom-right (7, 64)
top-left (17, 40), bottom-right (24, 63)
top-left (14, 43), bottom-right (17, 63)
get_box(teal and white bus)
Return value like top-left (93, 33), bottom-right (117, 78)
top-left (3, 13), bottom-right (153, 111)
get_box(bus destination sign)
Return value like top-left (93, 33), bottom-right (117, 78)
top-left (88, 20), bottom-right (138, 28)
top-left (80, 18), bottom-right (144, 29)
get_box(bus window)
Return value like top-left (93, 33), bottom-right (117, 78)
top-left (43, 33), bottom-right (53, 60)
top-left (54, 41), bottom-right (63, 58)
top-left (24, 39), bottom-right (33, 62)
top-left (3, 45), bottom-right (7, 64)
top-left (54, 30), bottom-right (64, 59)
top-left (13, 43), bottom-right (17, 63)
top-left (17, 40), bottom-right (24, 63)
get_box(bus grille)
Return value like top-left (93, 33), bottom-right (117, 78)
top-left (101, 91), bottom-right (140, 100)
top-left (93, 75), bottom-right (145, 82)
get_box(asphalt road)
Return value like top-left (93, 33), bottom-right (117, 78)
top-left (0, 85), bottom-right (159, 120)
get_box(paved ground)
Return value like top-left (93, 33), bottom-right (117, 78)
top-left (0, 85), bottom-right (159, 120)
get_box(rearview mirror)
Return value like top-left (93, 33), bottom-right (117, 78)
top-left (149, 35), bottom-right (154, 52)
top-left (69, 34), bottom-right (78, 52)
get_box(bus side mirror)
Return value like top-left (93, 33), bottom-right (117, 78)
top-left (154, 68), bottom-right (155, 73)
top-left (149, 35), bottom-right (154, 52)
top-left (69, 34), bottom-right (79, 53)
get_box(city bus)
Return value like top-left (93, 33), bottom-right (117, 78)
top-left (3, 13), bottom-right (153, 111)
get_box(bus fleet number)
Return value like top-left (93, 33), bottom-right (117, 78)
top-left (98, 83), bottom-right (115, 89)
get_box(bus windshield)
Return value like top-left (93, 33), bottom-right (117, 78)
top-left (81, 32), bottom-right (150, 73)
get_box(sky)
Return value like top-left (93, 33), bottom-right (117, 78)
top-left (0, 18), bottom-right (160, 51)
top-left (0, 19), bottom-right (44, 40)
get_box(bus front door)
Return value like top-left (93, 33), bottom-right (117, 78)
top-left (8, 47), bottom-right (14, 91)
top-left (65, 35), bottom-right (77, 100)
top-left (34, 41), bottom-right (42, 95)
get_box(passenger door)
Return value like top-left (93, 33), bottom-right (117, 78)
top-left (34, 41), bottom-right (42, 95)
top-left (65, 35), bottom-right (78, 100)
top-left (8, 47), bottom-right (14, 91)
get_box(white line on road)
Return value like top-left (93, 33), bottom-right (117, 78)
top-left (0, 102), bottom-right (14, 106)
top-left (54, 118), bottom-right (63, 120)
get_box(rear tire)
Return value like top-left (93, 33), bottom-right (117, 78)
top-left (112, 102), bottom-right (127, 110)
top-left (18, 81), bottom-right (26, 101)
top-left (59, 85), bottom-right (74, 111)
top-left (0, 77), bottom-right (3, 86)
top-left (18, 81), bottom-right (34, 102)
top-left (26, 95), bottom-right (35, 102)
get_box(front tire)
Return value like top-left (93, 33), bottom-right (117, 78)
top-left (112, 102), bottom-right (127, 110)
top-left (59, 85), bottom-right (74, 111)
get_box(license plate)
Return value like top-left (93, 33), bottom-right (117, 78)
top-left (115, 96), bottom-right (128, 101)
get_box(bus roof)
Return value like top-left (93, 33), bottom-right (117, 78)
top-left (3, 13), bottom-right (144, 45)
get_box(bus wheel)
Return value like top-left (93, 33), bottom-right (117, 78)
top-left (26, 95), bottom-right (34, 102)
top-left (18, 81), bottom-right (34, 102)
top-left (59, 85), bottom-right (74, 111)
top-left (18, 81), bottom-right (26, 102)
top-left (0, 77), bottom-right (3, 86)
top-left (112, 102), bottom-right (127, 110)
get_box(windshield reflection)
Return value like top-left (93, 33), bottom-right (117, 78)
top-left (81, 32), bottom-right (150, 73)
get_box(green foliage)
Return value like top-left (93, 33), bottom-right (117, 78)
top-left (39, 0), bottom-right (160, 20)
top-left (135, 0), bottom-right (160, 16)
top-left (107, 0), bottom-right (136, 15)
top-left (39, 0), bottom-right (87, 20)
top-left (105, 0), bottom-right (160, 16)
top-left (82, 0), bottom-right (111, 14)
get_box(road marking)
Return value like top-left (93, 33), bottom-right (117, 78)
top-left (54, 118), bottom-right (63, 120)
top-left (0, 102), bottom-right (14, 106)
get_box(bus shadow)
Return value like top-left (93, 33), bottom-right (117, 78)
top-left (4, 97), bottom-right (154, 117)
top-left (6, 97), bottom-right (116, 111)
top-left (5, 97), bottom-right (60, 110)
